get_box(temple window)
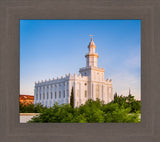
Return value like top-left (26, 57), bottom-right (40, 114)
top-left (96, 84), bottom-right (99, 98)
top-left (85, 90), bottom-right (87, 98)
top-left (63, 90), bottom-right (65, 98)
top-left (59, 91), bottom-right (61, 98)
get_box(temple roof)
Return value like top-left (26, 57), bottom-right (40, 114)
top-left (88, 37), bottom-right (96, 48)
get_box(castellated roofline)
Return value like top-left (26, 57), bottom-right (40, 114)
top-left (106, 78), bottom-right (112, 84)
top-left (35, 73), bottom-right (88, 85)
top-left (69, 73), bottom-right (88, 80)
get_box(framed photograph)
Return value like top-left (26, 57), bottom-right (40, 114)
top-left (19, 19), bottom-right (141, 123)
top-left (0, 0), bottom-right (160, 142)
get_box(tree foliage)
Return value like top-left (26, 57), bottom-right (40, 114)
top-left (70, 87), bottom-right (74, 108)
top-left (28, 95), bottom-right (141, 123)
top-left (113, 93), bottom-right (141, 113)
top-left (19, 103), bottom-right (47, 113)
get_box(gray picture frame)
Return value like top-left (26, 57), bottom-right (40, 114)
top-left (0, 0), bottom-right (160, 142)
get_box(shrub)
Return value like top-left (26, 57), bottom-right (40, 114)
top-left (28, 97), bottom-right (140, 123)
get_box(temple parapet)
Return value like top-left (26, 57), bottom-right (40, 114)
top-left (35, 74), bottom-right (70, 86)
top-left (105, 78), bottom-right (112, 84)
top-left (35, 72), bottom-right (88, 86)
top-left (69, 73), bottom-right (88, 80)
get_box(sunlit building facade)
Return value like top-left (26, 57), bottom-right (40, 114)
top-left (34, 37), bottom-right (113, 107)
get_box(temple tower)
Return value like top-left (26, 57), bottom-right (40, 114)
top-left (85, 37), bottom-right (99, 67)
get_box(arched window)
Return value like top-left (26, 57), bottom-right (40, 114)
top-left (96, 84), bottom-right (99, 98)
top-left (43, 93), bottom-right (45, 99)
top-left (43, 86), bottom-right (45, 93)
top-left (55, 92), bottom-right (57, 99)
top-left (102, 85), bottom-right (103, 98)
top-left (85, 90), bottom-right (87, 98)
top-left (51, 92), bottom-right (53, 99)
top-left (59, 91), bottom-right (61, 98)
top-left (63, 90), bottom-right (65, 98)
top-left (77, 89), bottom-right (79, 97)
top-left (67, 89), bottom-right (69, 97)
top-left (40, 93), bottom-right (41, 100)
top-left (36, 94), bottom-right (38, 100)
top-left (47, 93), bottom-right (48, 100)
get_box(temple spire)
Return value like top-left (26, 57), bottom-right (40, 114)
top-left (85, 35), bottom-right (99, 67)
top-left (88, 35), bottom-right (96, 49)
top-left (90, 34), bottom-right (94, 40)
top-left (129, 88), bottom-right (131, 95)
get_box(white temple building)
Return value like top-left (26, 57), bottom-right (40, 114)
top-left (34, 37), bottom-right (113, 107)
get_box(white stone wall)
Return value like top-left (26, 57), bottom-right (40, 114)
top-left (68, 73), bottom-right (88, 107)
top-left (34, 75), bottom-right (70, 107)
top-left (34, 72), bottom-right (113, 107)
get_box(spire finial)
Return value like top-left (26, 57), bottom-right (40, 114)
top-left (88, 34), bottom-right (96, 48)
top-left (89, 35), bottom-right (94, 40)
top-left (129, 88), bottom-right (131, 95)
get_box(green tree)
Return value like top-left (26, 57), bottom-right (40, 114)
top-left (28, 97), bottom-right (141, 123)
top-left (112, 93), bottom-right (141, 113)
top-left (19, 102), bottom-right (47, 113)
top-left (70, 87), bottom-right (74, 108)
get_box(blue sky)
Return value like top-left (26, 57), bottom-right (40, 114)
top-left (20, 20), bottom-right (141, 100)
